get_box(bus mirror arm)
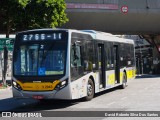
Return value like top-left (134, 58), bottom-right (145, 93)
top-left (73, 55), bottom-right (79, 67)
top-left (84, 61), bottom-right (88, 70)
top-left (73, 45), bottom-right (79, 60)
top-left (73, 61), bottom-right (77, 67)
top-left (74, 41), bottom-right (81, 46)
top-left (93, 64), bottom-right (96, 69)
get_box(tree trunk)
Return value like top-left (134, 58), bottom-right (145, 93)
top-left (2, 19), bottom-right (11, 86)
top-left (6, 20), bottom-right (11, 38)
top-left (0, 52), bottom-right (2, 85)
top-left (2, 47), bottom-right (8, 87)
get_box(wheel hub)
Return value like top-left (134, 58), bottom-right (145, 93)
top-left (87, 84), bottom-right (92, 96)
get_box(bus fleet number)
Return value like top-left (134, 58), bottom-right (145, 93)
top-left (42, 85), bottom-right (53, 89)
top-left (23, 33), bottom-right (62, 41)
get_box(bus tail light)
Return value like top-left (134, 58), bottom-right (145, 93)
top-left (12, 80), bottom-right (22, 91)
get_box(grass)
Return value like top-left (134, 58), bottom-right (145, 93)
top-left (0, 83), bottom-right (8, 89)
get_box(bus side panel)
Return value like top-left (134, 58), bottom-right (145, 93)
top-left (125, 67), bottom-right (136, 80)
top-left (105, 69), bottom-right (125, 87)
top-left (133, 67), bottom-right (136, 78)
top-left (70, 72), bottom-right (97, 99)
top-left (126, 67), bottom-right (132, 80)
top-left (54, 85), bottom-right (72, 100)
top-left (105, 70), bottom-right (115, 87)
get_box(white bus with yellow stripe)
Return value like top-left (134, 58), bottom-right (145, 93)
top-left (12, 29), bottom-right (136, 101)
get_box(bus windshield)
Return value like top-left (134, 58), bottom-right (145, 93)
top-left (14, 43), bottom-right (66, 76)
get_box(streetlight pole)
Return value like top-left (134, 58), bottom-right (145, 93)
top-left (140, 45), bottom-right (143, 75)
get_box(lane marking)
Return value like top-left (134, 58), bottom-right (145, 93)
top-left (107, 102), bottom-right (116, 106)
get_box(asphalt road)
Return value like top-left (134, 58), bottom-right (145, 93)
top-left (0, 74), bottom-right (160, 120)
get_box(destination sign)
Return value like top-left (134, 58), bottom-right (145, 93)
top-left (22, 33), bottom-right (63, 41)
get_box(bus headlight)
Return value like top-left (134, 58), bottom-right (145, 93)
top-left (13, 81), bottom-right (17, 86)
top-left (61, 80), bottom-right (67, 86)
top-left (55, 79), bottom-right (68, 90)
top-left (12, 80), bottom-right (22, 91)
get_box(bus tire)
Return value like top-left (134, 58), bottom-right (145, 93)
top-left (120, 72), bottom-right (127, 89)
top-left (84, 78), bottom-right (95, 101)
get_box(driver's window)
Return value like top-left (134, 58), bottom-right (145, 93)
top-left (20, 45), bottom-right (38, 75)
top-left (71, 46), bottom-right (82, 67)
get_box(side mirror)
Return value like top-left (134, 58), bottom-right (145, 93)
top-left (84, 61), bottom-right (89, 70)
top-left (73, 61), bottom-right (77, 67)
top-left (93, 64), bottom-right (96, 69)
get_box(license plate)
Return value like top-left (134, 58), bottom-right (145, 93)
top-left (33, 95), bottom-right (44, 99)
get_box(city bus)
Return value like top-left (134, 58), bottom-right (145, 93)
top-left (12, 29), bottom-right (136, 101)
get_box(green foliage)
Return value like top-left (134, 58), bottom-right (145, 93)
top-left (0, 0), bottom-right (68, 35)
top-left (22, 0), bottom-right (68, 29)
top-left (18, 0), bottom-right (30, 7)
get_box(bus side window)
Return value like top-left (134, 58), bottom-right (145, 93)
top-left (71, 46), bottom-right (82, 67)
top-left (105, 42), bottom-right (113, 70)
top-left (120, 43), bottom-right (125, 67)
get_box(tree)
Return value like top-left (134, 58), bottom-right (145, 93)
top-left (16, 0), bottom-right (69, 32)
top-left (0, 0), bottom-right (68, 37)
top-left (0, 0), bottom-right (68, 86)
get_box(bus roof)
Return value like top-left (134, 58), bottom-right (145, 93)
top-left (16, 28), bottom-right (134, 44)
top-left (81, 30), bottom-right (134, 44)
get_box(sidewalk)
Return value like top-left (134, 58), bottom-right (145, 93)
top-left (0, 76), bottom-right (11, 80)
top-left (0, 77), bottom-right (12, 92)
top-left (136, 74), bottom-right (160, 79)
top-left (0, 77), bottom-right (11, 85)
top-left (0, 86), bottom-right (12, 93)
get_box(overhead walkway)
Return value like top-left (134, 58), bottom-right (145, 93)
top-left (65, 0), bottom-right (160, 55)
top-left (65, 0), bottom-right (160, 34)
top-left (65, 0), bottom-right (160, 74)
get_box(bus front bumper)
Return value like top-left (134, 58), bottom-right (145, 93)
top-left (12, 86), bottom-right (72, 100)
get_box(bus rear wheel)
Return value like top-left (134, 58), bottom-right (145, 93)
top-left (84, 78), bottom-right (95, 101)
top-left (120, 72), bottom-right (127, 89)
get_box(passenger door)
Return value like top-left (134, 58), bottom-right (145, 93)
top-left (98, 43), bottom-right (106, 88)
top-left (114, 45), bottom-right (120, 84)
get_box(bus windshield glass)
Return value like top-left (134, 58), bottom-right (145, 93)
top-left (14, 42), bottom-right (66, 76)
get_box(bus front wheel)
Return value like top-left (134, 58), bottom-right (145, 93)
top-left (84, 78), bottom-right (95, 101)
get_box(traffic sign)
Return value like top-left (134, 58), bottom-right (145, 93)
top-left (121, 6), bottom-right (128, 14)
top-left (0, 38), bottom-right (14, 51)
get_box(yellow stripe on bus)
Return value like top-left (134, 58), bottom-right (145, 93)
top-left (107, 69), bottom-right (136, 85)
top-left (17, 80), bottom-right (60, 91)
top-left (107, 74), bottom-right (115, 85)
